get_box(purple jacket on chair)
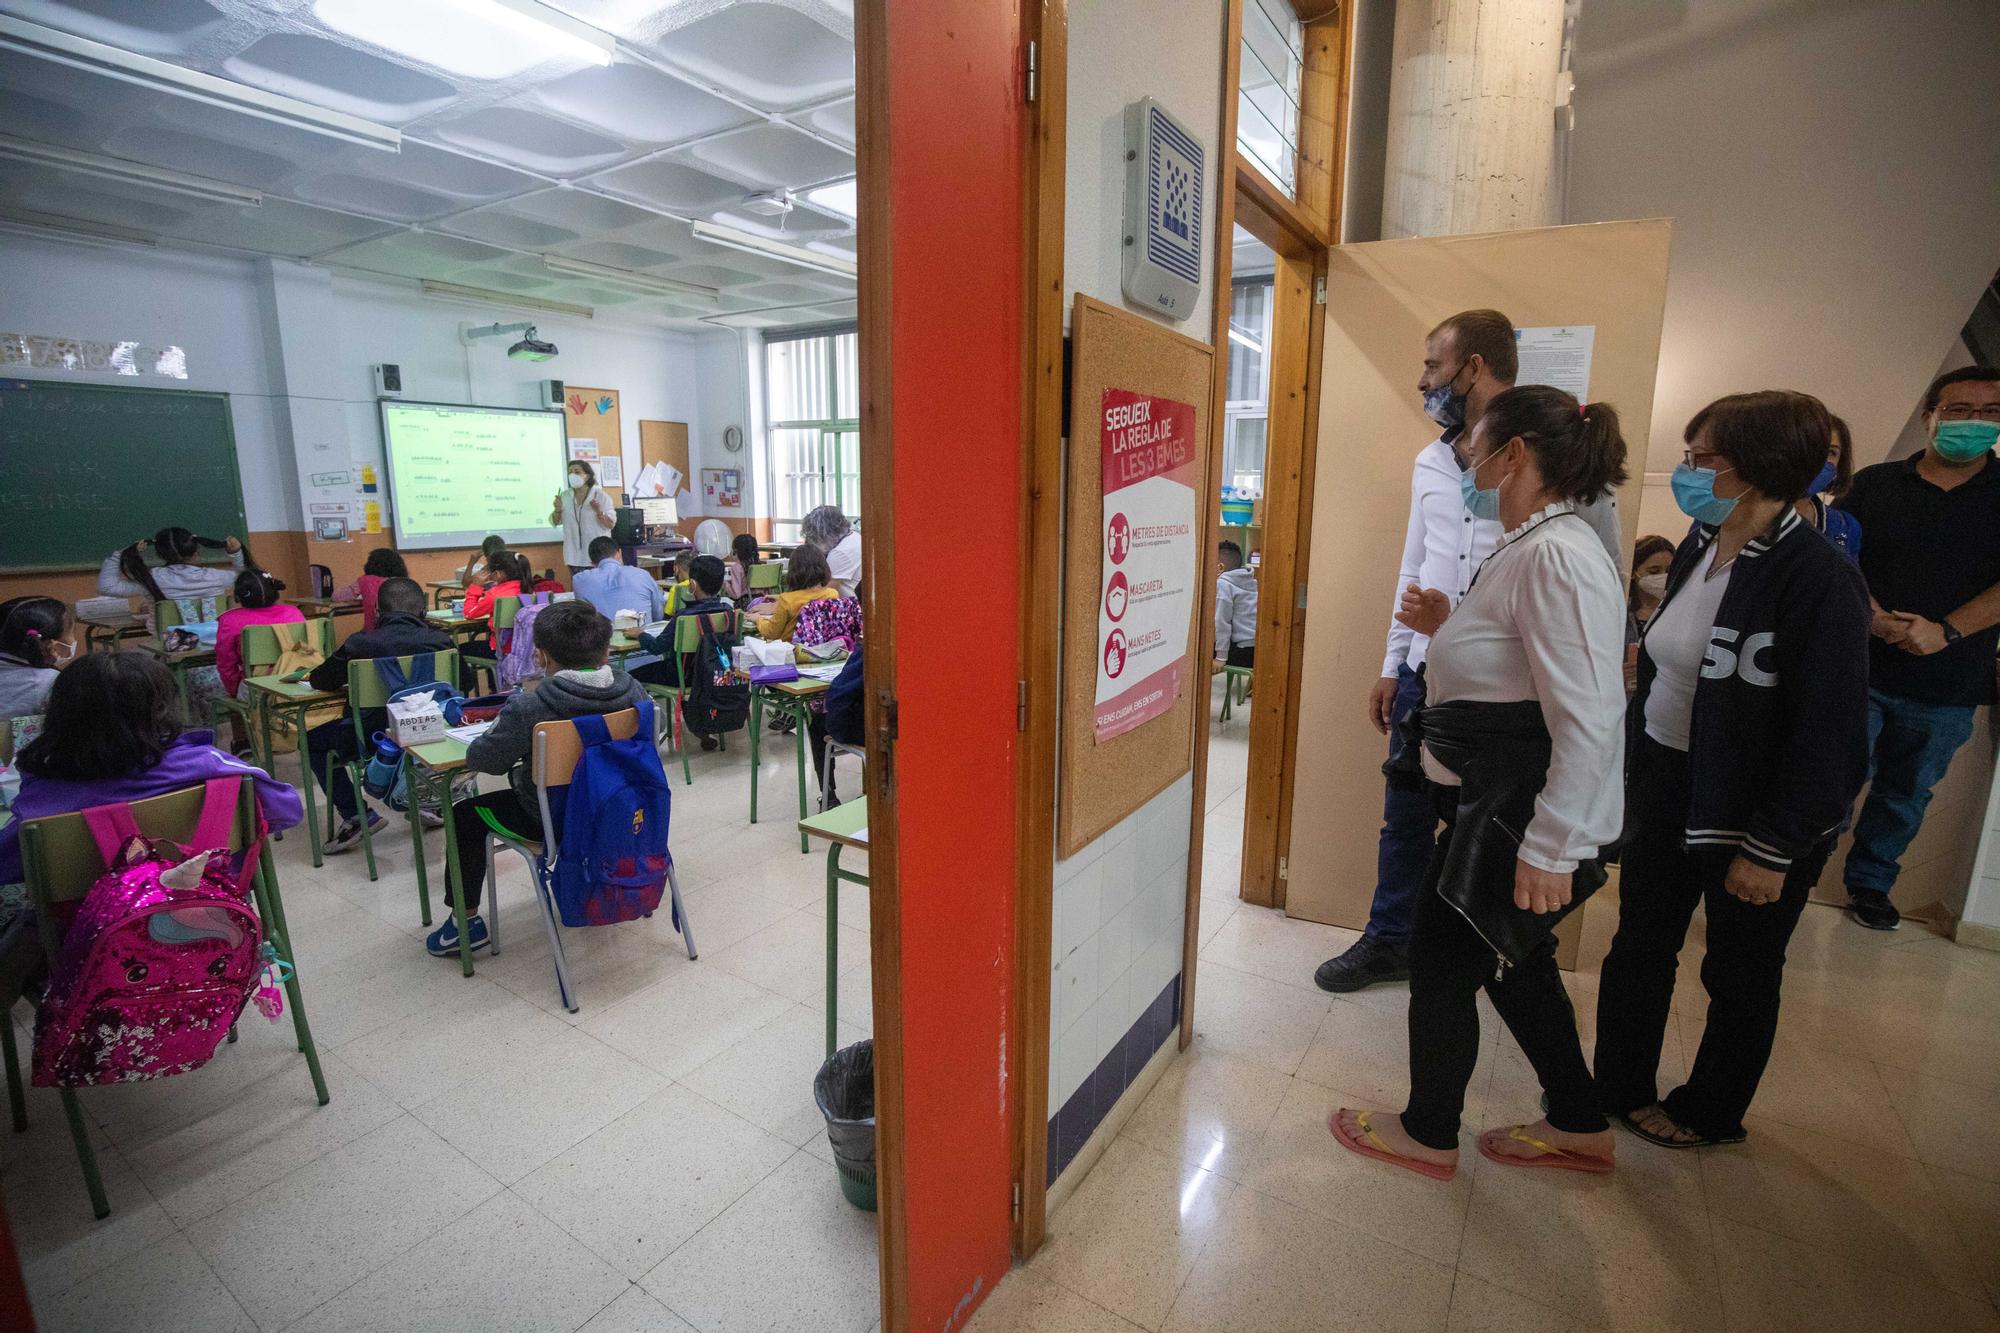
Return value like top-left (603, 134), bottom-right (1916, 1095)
top-left (0, 731), bottom-right (303, 885)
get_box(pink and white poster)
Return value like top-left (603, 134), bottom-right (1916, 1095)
top-left (1094, 387), bottom-right (1199, 742)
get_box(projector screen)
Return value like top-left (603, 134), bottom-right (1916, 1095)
top-left (379, 400), bottom-right (567, 551)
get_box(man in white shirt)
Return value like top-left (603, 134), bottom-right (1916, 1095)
top-left (572, 536), bottom-right (664, 624)
top-left (1314, 309), bottom-right (1514, 993)
top-left (1213, 539), bottom-right (1259, 667)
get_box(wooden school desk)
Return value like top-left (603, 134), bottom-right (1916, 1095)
top-left (427, 578), bottom-right (466, 609)
top-left (748, 676), bottom-right (830, 853)
top-left (799, 798), bottom-right (868, 1057)
top-left (242, 675), bottom-right (346, 867)
top-left (405, 734), bottom-right (481, 977)
top-left (287, 596), bottom-right (362, 621)
top-left (76, 611), bottom-right (148, 653)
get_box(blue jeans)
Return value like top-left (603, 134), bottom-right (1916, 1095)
top-left (1844, 687), bottom-right (1977, 897)
top-left (1366, 665), bottom-right (1435, 943)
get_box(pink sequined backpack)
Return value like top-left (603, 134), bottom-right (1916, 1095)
top-left (32, 778), bottom-right (268, 1088)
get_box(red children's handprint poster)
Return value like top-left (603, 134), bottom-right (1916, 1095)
top-left (1093, 387), bottom-right (1198, 742)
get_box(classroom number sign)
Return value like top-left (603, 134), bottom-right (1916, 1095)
top-left (1094, 387), bottom-right (1198, 743)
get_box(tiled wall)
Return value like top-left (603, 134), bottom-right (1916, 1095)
top-left (1047, 776), bottom-right (1193, 1182)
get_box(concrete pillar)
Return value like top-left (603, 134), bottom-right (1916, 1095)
top-left (1380, 0), bottom-right (1564, 239)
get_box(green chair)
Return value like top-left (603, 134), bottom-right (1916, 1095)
top-left (7, 782), bottom-right (330, 1218)
top-left (1218, 664), bottom-right (1254, 724)
top-left (333, 650), bottom-right (460, 893)
top-left (209, 619), bottom-right (334, 766)
top-left (153, 593), bottom-right (233, 631)
top-left (637, 612), bottom-right (744, 786)
top-left (747, 562), bottom-right (782, 593)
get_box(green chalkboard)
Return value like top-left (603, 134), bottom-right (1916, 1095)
top-left (0, 379), bottom-right (249, 572)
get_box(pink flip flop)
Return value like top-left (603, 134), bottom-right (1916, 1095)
top-left (1329, 1108), bottom-right (1458, 1181)
top-left (1476, 1124), bottom-right (1615, 1174)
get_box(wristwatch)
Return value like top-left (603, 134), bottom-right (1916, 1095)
top-left (1940, 617), bottom-right (1964, 645)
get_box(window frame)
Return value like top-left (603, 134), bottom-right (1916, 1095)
top-left (761, 321), bottom-right (862, 532)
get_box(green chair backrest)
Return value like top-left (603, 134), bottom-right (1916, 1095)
top-left (747, 563), bottom-right (782, 591)
top-left (492, 596), bottom-right (521, 632)
top-left (155, 594), bottom-right (233, 630)
top-left (672, 610), bottom-right (745, 654)
top-left (20, 782), bottom-right (259, 916)
top-left (238, 618), bottom-right (335, 672)
top-left (344, 649), bottom-right (460, 746)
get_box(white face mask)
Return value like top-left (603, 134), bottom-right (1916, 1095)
top-left (569, 473), bottom-right (587, 489)
top-left (49, 637), bottom-right (76, 664)
top-left (1635, 571), bottom-right (1669, 599)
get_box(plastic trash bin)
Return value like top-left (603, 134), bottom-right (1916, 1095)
top-left (814, 1039), bottom-right (876, 1211)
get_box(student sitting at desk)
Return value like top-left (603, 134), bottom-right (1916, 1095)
top-left (429, 601), bottom-right (644, 958)
top-left (0, 596), bottom-right (73, 721)
top-left (463, 551), bottom-right (529, 652)
top-left (662, 549), bottom-right (697, 617)
top-left (723, 533), bottom-right (762, 602)
top-left (0, 653), bottom-right (301, 896)
top-left (215, 570), bottom-right (303, 753)
top-left (462, 534), bottom-right (506, 588)
top-left (749, 542), bottom-right (840, 642)
top-left (335, 548), bottom-right (407, 631)
top-left (305, 578), bottom-right (453, 853)
top-left (631, 554), bottom-right (734, 750)
top-left (574, 536), bottom-right (662, 623)
top-left (99, 527), bottom-right (247, 608)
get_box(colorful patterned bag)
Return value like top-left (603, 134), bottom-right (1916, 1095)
top-left (32, 778), bottom-right (270, 1088)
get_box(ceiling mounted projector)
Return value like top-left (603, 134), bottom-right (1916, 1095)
top-left (462, 320), bottom-right (558, 361)
top-left (507, 329), bottom-right (558, 361)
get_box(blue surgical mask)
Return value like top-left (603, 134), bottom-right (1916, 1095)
top-left (1672, 462), bottom-right (1739, 525)
top-left (1934, 420), bottom-right (2000, 463)
top-left (1809, 461), bottom-right (1837, 495)
top-left (1422, 362), bottom-right (1470, 429)
top-left (1459, 452), bottom-right (1502, 520)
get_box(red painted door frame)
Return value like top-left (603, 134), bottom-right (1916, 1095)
top-left (857, 1), bottom-right (1026, 1328)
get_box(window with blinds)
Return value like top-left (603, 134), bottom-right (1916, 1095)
top-left (1237, 0), bottom-right (1304, 196)
top-left (763, 324), bottom-right (860, 528)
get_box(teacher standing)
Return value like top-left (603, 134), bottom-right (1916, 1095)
top-left (553, 460), bottom-right (617, 575)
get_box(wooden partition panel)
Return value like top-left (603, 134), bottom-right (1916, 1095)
top-left (1284, 220), bottom-right (1673, 931)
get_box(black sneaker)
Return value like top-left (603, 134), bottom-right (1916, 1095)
top-left (1314, 936), bottom-right (1411, 993)
top-left (1846, 890), bottom-right (1900, 931)
top-left (700, 735), bottom-right (721, 752)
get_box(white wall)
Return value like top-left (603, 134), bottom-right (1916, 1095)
top-left (0, 230), bottom-right (731, 548)
top-left (1566, 0), bottom-right (2000, 532)
top-left (0, 235), bottom-right (297, 532)
top-left (1051, 0), bottom-right (1226, 1138)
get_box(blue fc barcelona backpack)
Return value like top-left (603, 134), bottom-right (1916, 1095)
top-left (552, 697), bottom-right (674, 928)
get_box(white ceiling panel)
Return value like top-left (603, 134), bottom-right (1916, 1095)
top-left (0, 0), bottom-right (860, 333)
top-left (529, 60), bottom-right (754, 146)
top-left (649, 2), bottom-right (853, 110)
top-left (223, 32), bottom-right (458, 124)
top-left (431, 106), bottom-right (627, 175)
top-left (594, 159), bottom-right (746, 213)
top-left (676, 122), bottom-right (852, 191)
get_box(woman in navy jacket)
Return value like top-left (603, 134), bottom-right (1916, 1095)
top-left (1593, 391), bottom-right (1872, 1148)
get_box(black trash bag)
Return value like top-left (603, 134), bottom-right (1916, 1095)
top-left (814, 1039), bottom-right (876, 1210)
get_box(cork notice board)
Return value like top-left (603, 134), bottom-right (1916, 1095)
top-left (562, 386), bottom-right (623, 492)
top-left (1059, 295), bottom-right (1215, 857)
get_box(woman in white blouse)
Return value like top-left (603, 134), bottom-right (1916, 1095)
top-left (552, 460), bottom-right (618, 575)
top-left (1331, 385), bottom-right (1630, 1181)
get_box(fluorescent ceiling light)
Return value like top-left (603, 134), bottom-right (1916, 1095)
top-left (0, 16), bottom-right (400, 153)
top-left (419, 279), bottom-right (594, 319)
top-left (0, 206), bottom-right (157, 249)
top-left (804, 179), bottom-right (857, 219)
top-left (690, 221), bottom-right (859, 280)
top-left (0, 135), bottom-right (262, 207)
top-left (315, 0), bottom-right (612, 80)
top-left (543, 256), bottom-right (718, 302)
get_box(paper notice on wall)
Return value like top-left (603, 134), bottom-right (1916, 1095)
top-left (598, 455), bottom-right (623, 488)
top-left (568, 437), bottom-right (598, 462)
top-left (1094, 387), bottom-right (1199, 743)
top-left (314, 517), bottom-right (349, 541)
top-left (1514, 325), bottom-right (1596, 399)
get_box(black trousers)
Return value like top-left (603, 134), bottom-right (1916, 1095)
top-left (1593, 732), bottom-right (1828, 1139)
top-left (450, 788), bottom-right (541, 913)
top-left (306, 719), bottom-right (362, 820)
top-left (1402, 792), bottom-right (1606, 1151)
top-left (1225, 642), bottom-right (1255, 669)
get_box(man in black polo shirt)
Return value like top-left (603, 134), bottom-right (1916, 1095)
top-left (1834, 365), bottom-right (2000, 929)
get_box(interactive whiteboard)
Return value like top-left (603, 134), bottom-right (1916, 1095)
top-left (379, 400), bottom-right (566, 551)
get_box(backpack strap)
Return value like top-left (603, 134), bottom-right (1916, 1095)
top-left (191, 776), bottom-right (243, 852)
top-left (573, 712), bottom-right (611, 746)
top-left (80, 802), bottom-right (145, 868)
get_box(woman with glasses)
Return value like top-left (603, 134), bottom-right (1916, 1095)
top-left (1329, 384), bottom-right (1629, 1180)
top-left (1593, 390), bottom-right (1872, 1147)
